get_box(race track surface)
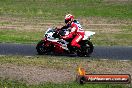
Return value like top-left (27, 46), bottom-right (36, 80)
top-left (0, 43), bottom-right (132, 60)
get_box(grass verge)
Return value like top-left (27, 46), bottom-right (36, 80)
top-left (0, 30), bottom-right (42, 44)
top-left (0, 79), bottom-right (130, 88)
top-left (0, 0), bottom-right (131, 19)
top-left (0, 26), bottom-right (132, 46)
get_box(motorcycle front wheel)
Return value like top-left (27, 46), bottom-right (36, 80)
top-left (36, 40), bottom-right (51, 55)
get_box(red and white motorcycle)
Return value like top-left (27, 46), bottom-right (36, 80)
top-left (36, 28), bottom-right (95, 56)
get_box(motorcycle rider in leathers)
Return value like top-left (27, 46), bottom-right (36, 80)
top-left (60, 14), bottom-right (85, 54)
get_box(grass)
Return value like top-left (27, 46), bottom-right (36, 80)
top-left (0, 79), bottom-right (130, 88)
top-left (93, 33), bottom-right (132, 46)
top-left (1, 28), bottom-right (132, 46)
top-left (0, 30), bottom-right (42, 44)
top-left (0, 55), bottom-right (131, 88)
top-left (0, 55), bottom-right (131, 69)
top-left (0, 0), bottom-right (131, 19)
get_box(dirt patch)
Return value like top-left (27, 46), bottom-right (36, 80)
top-left (86, 60), bottom-right (132, 75)
top-left (0, 16), bottom-right (64, 32)
top-left (79, 17), bottom-right (132, 33)
top-left (0, 63), bottom-right (74, 84)
top-left (79, 17), bottom-right (132, 24)
top-left (0, 16), bottom-right (131, 32)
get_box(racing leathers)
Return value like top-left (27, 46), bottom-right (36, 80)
top-left (62, 20), bottom-right (85, 48)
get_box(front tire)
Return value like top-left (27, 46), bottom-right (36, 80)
top-left (36, 40), bottom-right (51, 55)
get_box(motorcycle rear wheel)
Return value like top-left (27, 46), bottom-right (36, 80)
top-left (77, 41), bottom-right (94, 57)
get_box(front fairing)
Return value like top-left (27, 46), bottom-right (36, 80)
top-left (44, 28), bottom-right (69, 50)
top-left (44, 28), bottom-right (56, 39)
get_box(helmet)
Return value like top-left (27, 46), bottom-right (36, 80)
top-left (65, 14), bottom-right (74, 24)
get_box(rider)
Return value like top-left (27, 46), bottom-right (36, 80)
top-left (60, 14), bottom-right (85, 52)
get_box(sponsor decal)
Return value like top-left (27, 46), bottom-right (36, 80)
top-left (76, 67), bottom-right (131, 84)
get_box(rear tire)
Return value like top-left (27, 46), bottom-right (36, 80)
top-left (87, 41), bottom-right (94, 55)
top-left (78, 41), bottom-right (94, 57)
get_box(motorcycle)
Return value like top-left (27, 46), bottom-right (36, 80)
top-left (36, 27), bottom-right (95, 56)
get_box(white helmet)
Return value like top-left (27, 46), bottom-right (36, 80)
top-left (65, 14), bottom-right (74, 24)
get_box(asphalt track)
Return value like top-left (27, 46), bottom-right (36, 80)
top-left (0, 43), bottom-right (132, 60)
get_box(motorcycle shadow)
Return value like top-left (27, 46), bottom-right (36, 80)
top-left (36, 52), bottom-right (91, 57)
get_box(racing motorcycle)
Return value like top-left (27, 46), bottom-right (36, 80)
top-left (36, 27), bottom-right (95, 56)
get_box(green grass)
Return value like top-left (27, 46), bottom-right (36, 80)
top-left (0, 55), bottom-right (132, 74)
top-left (92, 33), bottom-right (132, 46)
top-left (0, 27), bottom-right (132, 46)
top-left (0, 0), bottom-right (131, 19)
top-left (0, 79), bottom-right (129, 88)
top-left (0, 30), bottom-right (42, 44)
